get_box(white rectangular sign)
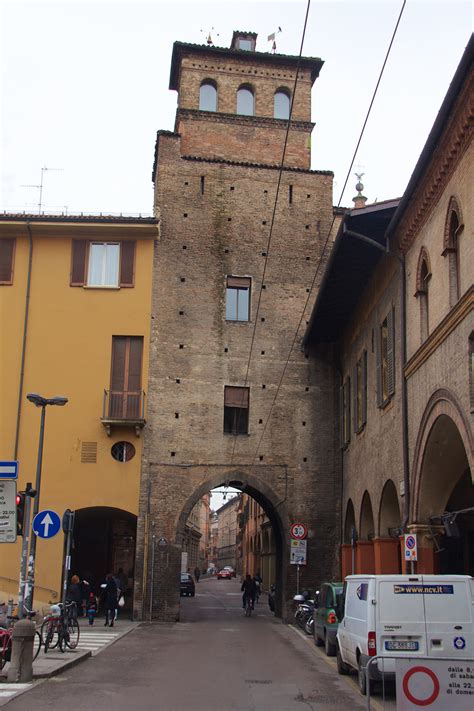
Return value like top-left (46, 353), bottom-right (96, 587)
top-left (396, 659), bottom-right (474, 710)
top-left (404, 533), bottom-right (418, 561)
top-left (0, 480), bottom-right (17, 543)
top-left (290, 538), bottom-right (307, 565)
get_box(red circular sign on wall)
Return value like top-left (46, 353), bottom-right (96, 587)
top-left (290, 523), bottom-right (307, 539)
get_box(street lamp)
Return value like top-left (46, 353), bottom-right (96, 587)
top-left (24, 393), bottom-right (68, 610)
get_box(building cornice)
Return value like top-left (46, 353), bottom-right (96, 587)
top-left (0, 216), bottom-right (158, 240)
top-left (176, 108), bottom-right (314, 133)
top-left (405, 284), bottom-right (474, 379)
top-left (180, 154), bottom-right (333, 176)
top-left (396, 72), bottom-right (474, 252)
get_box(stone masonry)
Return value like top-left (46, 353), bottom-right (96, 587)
top-left (133, 34), bottom-right (340, 622)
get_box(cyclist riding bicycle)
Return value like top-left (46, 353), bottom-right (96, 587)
top-left (241, 574), bottom-right (257, 611)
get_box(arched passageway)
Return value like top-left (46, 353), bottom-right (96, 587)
top-left (71, 507), bottom-right (136, 609)
top-left (412, 401), bottom-right (473, 575)
top-left (376, 480), bottom-right (402, 573)
top-left (357, 492), bottom-right (375, 573)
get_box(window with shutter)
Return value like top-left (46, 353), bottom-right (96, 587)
top-left (375, 325), bottom-right (383, 407)
top-left (70, 240), bottom-right (136, 288)
top-left (377, 310), bottom-right (395, 407)
top-left (352, 365), bottom-right (358, 434)
top-left (0, 239), bottom-right (15, 285)
top-left (342, 377), bottom-right (351, 446)
top-left (109, 336), bottom-right (143, 418)
top-left (387, 308), bottom-right (395, 396)
top-left (355, 350), bottom-right (368, 432)
top-left (224, 386), bottom-right (249, 434)
top-left (361, 350), bottom-right (367, 426)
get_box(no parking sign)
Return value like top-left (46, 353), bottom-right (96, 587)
top-left (396, 660), bottom-right (474, 709)
top-left (404, 533), bottom-right (418, 561)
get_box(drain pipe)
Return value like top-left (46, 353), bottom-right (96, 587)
top-left (13, 222), bottom-right (34, 459)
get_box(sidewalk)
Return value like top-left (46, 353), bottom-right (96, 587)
top-left (1, 617), bottom-right (139, 680)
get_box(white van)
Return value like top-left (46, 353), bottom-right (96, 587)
top-left (336, 574), bottom-right (474, 695)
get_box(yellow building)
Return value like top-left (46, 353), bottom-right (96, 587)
top-left (0, 214), bottom-right (157, 609)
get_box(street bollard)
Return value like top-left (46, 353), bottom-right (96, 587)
top-left (7, 619), bottom-right (35, 683)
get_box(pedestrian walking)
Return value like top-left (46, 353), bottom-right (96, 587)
top-left (194, 566), bottom-right (201, 583)
top-left (86, 592), bottom-right (98, 625)
top-left (102, 573), bottom-right (118, 627)
top-left (66, 574), bottom-right (84, 618)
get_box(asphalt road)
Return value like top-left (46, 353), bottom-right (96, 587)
top-left (3, 577), bottom-right (381, 710)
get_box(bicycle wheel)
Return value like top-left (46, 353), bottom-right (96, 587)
top-left (58, 626), bottom-right (67, 653)
top-left (0, 635), bottom-right (11, 670)
top-left (43, 621), bottom-right (57, 654)
top-left (41, 618), bottom-right (58, 649)
top-left (65, 618), bottom-right (80, 649)
top-left (33, 630), bottom-right (42, 660)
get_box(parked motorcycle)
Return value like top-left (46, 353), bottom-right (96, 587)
top-left (293, 590), bottom-right (318, 635)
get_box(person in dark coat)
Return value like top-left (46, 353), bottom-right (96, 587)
top-left (103, 574), bottom-right (118, 627)
top-left (66, 574), bottom-right (83, 618)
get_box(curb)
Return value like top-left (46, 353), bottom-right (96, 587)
top-left (33, 649), bottom-right (92, 679)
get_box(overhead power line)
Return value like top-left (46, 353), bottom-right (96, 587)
top-left (248, 0), bottom-right (408, 466)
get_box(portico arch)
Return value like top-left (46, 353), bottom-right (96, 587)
top-left (411, 389), bottom-right (473, 574)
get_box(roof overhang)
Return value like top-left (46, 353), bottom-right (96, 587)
top-left (303, 200), bottom-right (399, 347)
top-left (0, 214), bottom-right (158, 240)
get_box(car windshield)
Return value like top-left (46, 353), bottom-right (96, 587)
top-left (181, 574), bottom-right (190, 581)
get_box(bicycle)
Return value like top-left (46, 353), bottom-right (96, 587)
top-left (244, 596), bottom-right (254, 617)
top-left (41, 601), bottom-right (80, 653)
top-left (0, 607), bottom-right (42, 668)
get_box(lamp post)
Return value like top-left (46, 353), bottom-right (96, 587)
top-left (24, 393), bottom-right (68, 610)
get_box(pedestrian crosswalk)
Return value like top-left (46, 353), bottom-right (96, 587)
top-left (0, 683), bottom-right (32, 704)
top-left (77, 629), bottom-right (119, 655)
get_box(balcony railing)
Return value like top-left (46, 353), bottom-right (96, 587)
top-left (101, 389), bottom-right (146, 437)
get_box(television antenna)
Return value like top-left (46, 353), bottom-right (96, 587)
top-left (267, 26), bottom-right (282, 53)
top-left (21, 166), bottom-right (63, 214)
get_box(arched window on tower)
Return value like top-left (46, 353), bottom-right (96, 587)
top-left (443, 197), bottom-right (464, 307)
top-left (416, 250), bottom-right (431, 344)
top-left (199, 81), bottom-right (217, 112)
top-left (274, 89), bottom-right (290, 119)
top-left (237, 85), bottom-right (255, 116)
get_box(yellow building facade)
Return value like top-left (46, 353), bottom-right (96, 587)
top-left (0, 214), bottom-right (157, 609)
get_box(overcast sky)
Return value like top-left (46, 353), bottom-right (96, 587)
top-left (1, 0), bottom-right (471, 216)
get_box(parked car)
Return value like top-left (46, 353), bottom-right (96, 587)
top-left (223, 566), bottom-right (236, 577)
top-left (314, 581), bottom-right (343, 656)
top-left (216, 568), bottom-right (232, 580)
top-left (180, 573), bottom-right (195, 597)
top-left (336, 574), bottom-right (474, 696)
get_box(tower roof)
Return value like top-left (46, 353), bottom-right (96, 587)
top-left (169, 40), bottom-right (323, 90)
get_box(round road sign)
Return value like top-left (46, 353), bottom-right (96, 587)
top-left (402, 666), bottom-right (440, 706)
top-left (290, 522), bottom-right (307, 540)
top-left (406, 535), bottom-right (416, 549)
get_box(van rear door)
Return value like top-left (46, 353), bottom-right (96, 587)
top-left (377, 577), bottom-right (429, 658)
top-left (421, 576), bottom-right (473, 659)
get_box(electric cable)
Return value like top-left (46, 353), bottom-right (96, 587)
top-left (247, 0), bottom-right (407, 466)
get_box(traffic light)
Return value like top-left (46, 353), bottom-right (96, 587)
top-left (16, 492), bottom-right (25, 536)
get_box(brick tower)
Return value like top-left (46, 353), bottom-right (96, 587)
top-left (134, 31), bottom-right (340, 621)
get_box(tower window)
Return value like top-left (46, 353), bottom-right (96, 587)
top-left (237, 85), bottom-right (255, 116)
top-left (274, 90), bottom-right (290, 119)
top-left (238, 39), bottom-right (253, 51)
top-left (224, 386), bottom-right (249, 435)
top-left (226, 276), bottom-right (251, 321)
top-left (199, 81), bottom-right (217, 112)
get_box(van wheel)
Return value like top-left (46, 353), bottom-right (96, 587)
top-left (325, 634), bottom-right (336, 657)
top-left (358, 659), bottom-right (373, 696)
top-left (336, 647), bottom-right (350, 675)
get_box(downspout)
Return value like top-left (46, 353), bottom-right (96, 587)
top-left (13, 221), bottom-right (34, 459)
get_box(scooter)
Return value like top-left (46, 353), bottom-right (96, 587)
top-left (293, 590), bottom-right (317, 635)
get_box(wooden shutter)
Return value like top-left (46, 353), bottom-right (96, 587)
top-left (70, 240), bottom-right (87, 286)
top-left (375, 325), bottom-right (383, 407)
top-left (227, 276), bottom-right (251, 288)
top-left (119, 241), bottom-right (136, 287)
top-left (344, 378), bottom-right (351, 445)
top-left (224, 386), bottom-right (249, 408)
top-left (110, 337), bottom-right (143, 417)
top-left (0, 239), bottom-right (15, 284)
top-left (339, 385), bottom-right (344, 449)
top-left (362, 350), bottom-right (367, 426)
top-left (352, 365), bottom-right (358, 434)
top-left (387, 307), bottom-right (395, 396)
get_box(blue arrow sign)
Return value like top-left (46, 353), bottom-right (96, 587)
top-left (32, 510), bottom-right (61, 539)
top-left (0, 461), bottom-right (18, 479)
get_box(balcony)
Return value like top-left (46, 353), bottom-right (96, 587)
top-left (101, 389), bottom-right (146, 437)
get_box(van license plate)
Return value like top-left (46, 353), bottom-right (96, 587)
top-left (385, 641), bottom-right (419, 651)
